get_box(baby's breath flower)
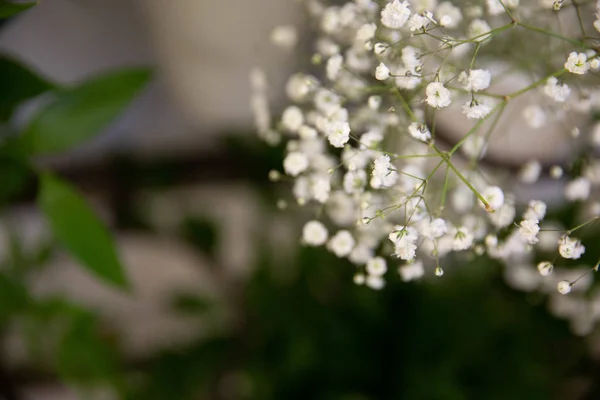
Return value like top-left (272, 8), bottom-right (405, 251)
top-left (302, 220), bottom-right (329, 246)
top-left (399, 261), bottom-right (425, 282)
top-left (544, 77), bottom-right (570, 102)
top-left (557, 280), bottom-right (572, 295)
top-left (408, 122), bottom-right (431, 141)
top-left (381, 0), bottom-right (412, 29)
top-left (565, 52), bottom-right (590, 75)
top-left (328, 230), bottom-right (356, 257)
top-left (461, 100), bottom-right (491, 119)
top-left (375, 62), bottom-right (391, 80)
top-left (537, 261), bottom-right (554, 276)
top-left (425, 82), bottom-right (452, 108)
top-left (458, 69), bottom-right (491, 92)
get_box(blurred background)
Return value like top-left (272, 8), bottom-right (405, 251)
top-left (0, 0), bottom-right (600, 399)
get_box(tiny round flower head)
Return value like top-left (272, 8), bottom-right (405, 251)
top-left (356, 22), bottom-right (377, 43)
top-left (281, 106), bottom-right (304, 132)
top-left (353, 273), bottom-right (366, 285)
top-left (327, 230), bottom-right (356, 258)
top-left (375, 62), bottom-right (391, 80)
top-left (519, 160), bottom-right (541, 184)
top-left (325, 121), bottom-right (351, 148)
top-left (558, 236), bottom-right (585, 260)
top-left (366, 274), bottom-right (385, 290)
top-left (462, 100), bottom-right (491, 119)
top-left (435, 1), bottom-right (462, 28)
top-left (544, 77), bottom-right (570, 102)
top-left (524, 200), bottom-right (547, 221)
top-left (537, 261), bottom-right (554, 276)
top-left (519, 219), bottom-right (540, 244)
top-left (557, 280), bottom-right (572, 295)
top-left (565, 177), bottom-right (591, 201)
top-left (481, 186), bottom-right (504, 210)
top-left (565, 52), bottom-right (590, 75)
top-left (425, 82), bottom-right (451, 108)
top-left (408, 11), bottom-right (435, 32)
top-left (283, 152), bottom-right (309, 176)
top-left (326, 54), bottom-right (343, 81)
top-left (435, 266), bottom-right (444, 277)
top-left (458, 69), bottom-right (491, 92)
top-left (399, 261), bottom-right (425, 282)
top-left (368, 95), bottom-right (382, 110)
top-left (468, 19), bottom-right (492, 42)
top-left (408, 122), bottom-right (431, 141)
top-left (302, 220), bottom-right (328, 246)
top-left (452, 227), bottom-right (474, 251)
top-left (550, 165), bottom-right (563, 179)
top-left (366, 257), bottom-right (388, 276)
top-left (270, 25), bottom-right (298, 49)
top-left (381, 0), bottom-right (411, 29)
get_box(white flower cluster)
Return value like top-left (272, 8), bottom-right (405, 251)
top-left (252, 0), bottom-right (600, 330)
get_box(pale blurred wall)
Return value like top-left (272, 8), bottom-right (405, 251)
top-left (0, 0), bottom-right (300, 159)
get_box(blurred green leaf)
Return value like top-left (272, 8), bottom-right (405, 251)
top-left (37, 172), bottom-right (129, 289)
top-left (0, 274), bottom-right (29, 321)
top-left (0, 56), bottom-right (53, 121)
top-left (24, 67), bottom-right (151, 155)
top-left (57, 312), bottom-right (121, 384)
top-left (0, 0), bottom-right (36, 18)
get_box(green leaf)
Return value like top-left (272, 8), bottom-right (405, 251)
top-left (0, 56), bottom-right (54, 121)
top-left (24, 67), bottom-right (151, 155)
top-left (37, 172), bottom-right (129, 289)
top-left (0, 0), bottom-right (37, 19)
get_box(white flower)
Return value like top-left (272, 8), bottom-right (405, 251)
top-left (408, 122), bottom-right (431, 141)
top-left (489, 203), bottom-right (516, 228)
top-left (327, 230), bottom-right (356, 257)
top-left (421, 218), bottom-right (448, 239)
top-left (467, 19), bottom-right (492, 42)
top-left (281, 106), bottom-right (304, 132)
top-left (452, 227), bottom-right (474, 251)
top-left (311, 174), bottom-right (331, 203)
top-left (537, 261), bottom-right (553, 276)
top-left (408, 11), bottom-right (435, 32)
top-left (565, 177), bottom-right (591, 201)
top-left (270, 25), bottom-right (298, 49)
top-left (559, 236), bottom-right (585, 259)
top-left (360, 130), bottom-right (383, 149)
top-left (458, 69), bottom-right (491, 92)
top-left (425, 82), bottom-right (451, 108)
top-left (302, 220), bottom-right (328, 246)
top-left (518, 219), bottom-right (540, 244)
top-left (381, 0), bottom-right (411, 29)
top-left (544, 77), bottom-right (570, 102)
top-left (519, 160), bottom-right (541, 183)
top-left (368, 95), bottom-right (382, 110)
top-left (435, 2), bottom-right (462, 28)
top-left (356, 23), bottom-right (377, 42)
top-left (399, 261), bottom-right (425, 281)
top-left (481, 186), bottom-right (504, 210)
top-left (366, 274), bottom-right (385, 290)
top-left (565, 52), bottom-right (590, 75)
top-left (343, 169), bottom-right (367, 194)
top-left (326, 54), bottom-right (343, 81)
top-left (557, 280), bottom-right (572, 295)
top-left (524, 200), bottom-right (547, 221)
top-left (522, 105), bottom-right (546, 129)
top-left (393, 235), bottom-right (417, 260)
top-left (462, 100), bottom-right (491, 119)
top-left (349, 243), bottom-right (374, 265)
top-left (371, 154), bottom-right (398, 189)
top-left (366, 257), bottom-right (388, 276)
top-left (283, 152), bottom-right (309, 176)
top-left (375, 62), bottom-right (391, 80)
top-left (325, 121), bottom-right (351, 148)
top-left (353, 273), bottom-right (366, 285)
